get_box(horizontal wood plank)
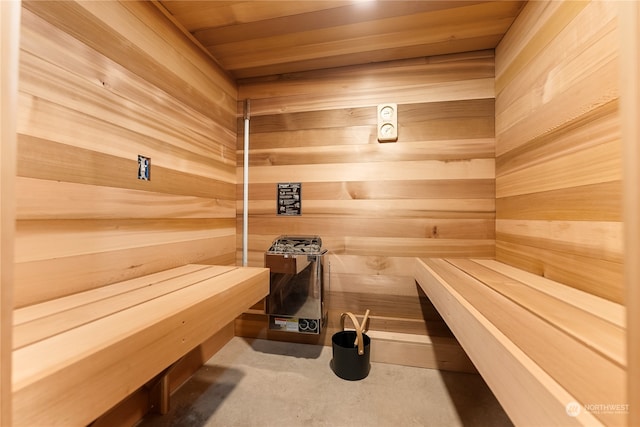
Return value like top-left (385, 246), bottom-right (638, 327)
top-left (209, 3), bottom-right (511, 68)
top-left (327, 254), bottom-right (419, 276)
top-left (496, 140), bottom-right (621, 198)
top-left (495, 240), bottom-right (623, 304)
top-left (495, 100), bottom-right (618, 177)
top-left (13, 265), bottom-right (269, 427)
top-left (244, 138), bottom-right (494, 166)
top-left (366, 330), bottom-right (475, 373)
top-left (495, 1), bottom-right (587, 93)
top-left (23, 1), bottom-right (236, 123)
top-left (13, 265), bottom-right (206, 325)
top-left (186, 1), bottom-right (521, 79)
top-left (496, 219), bottom-right (622, 263)
top-left (249, 235), bottom-right (495, 259)
top-left (240, 199), bottom-right (495, 219)
top-left (18, 52), bottom-right (235, 160)
top-left (447, 259), bottom-right (625, 367)
top-left (473, 259), bottom-right (625, 328)
top-left (329, 272), bottom-right (422, 297)
top-left (496, 2), bottom-right (618, 154)
top-left (244, 159), bottom-right (495, 184)
top-left (243, 180), bottom-right (496, 201)
top-left (246, 217), bottom-right (494, 240)
top-left (418, 258), bottom-right (625, 426)
top-left (17, 0), bottom-right (240, 313)
top-left (17, 177), bottom-right (236, 220)
top-left (246, 75), bottom-right (495, 112)
top-left (496, 181), bottom-right (622, 222)
top-left (16, 218), bottom-right (235, 263)
top-left (15, 235), bottom-right (236, 308)
top-left (414, 258), bottom-right (605, 426)
top-left (18, 136), bottom-right (236, 199)
top-left (247, 100), bottom-right (494, 134)
top-left (238, 51), bottom-right (495, 102)
top-left (14, 266), bottom-right (236, 349)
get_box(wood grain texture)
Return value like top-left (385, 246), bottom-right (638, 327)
top-left (446, 259), bottom-right (624, 368)
top-left (23, 1), bottom-right (236, 123)
top-left (13, 265), bottom-right (269, 427)
top-left (619, 1), bottom-right (640, 424)
top-left (16, 3), bottom-right (238, 307)
top-left (14, 265), bottom-right (228, 349)
top-left (17, 177), bottom-right (236, 220)
top-left (239, 51), bottom-right (496, 115)
top-left (366, 330), bottom-right (476, 373)
top-left (495, 1), bottom-right (623, 304)
top-left (420, 258), bottom-right (626, 425)
top-left (473, 259), bottom-right (625, 328)
top-left (13, 5), bottom-right (243, 423)
top-left (158, 1), bottom-right (524, 79)
top-left (495, 240), bottom-right (623, 303)
top-left (496, 219), bottom-right (622, 263)
top-left (246, 138), bottom-right (495, 166)
top-left (496, 182), bottom-right (622, 222)
top-left (0, 2), bottom-right (20, 425)
top-left (235, 54), bottom-right (495, 368)
top-left (414, 258), bottom-right (612, 426)
top-left (242, 179), bottom-right (495, 201)
top-left (15, 234), bottom-right (236, 308)
top-left (238, 53), bottom-right (495, 257)
top-left (90, 322), bottom-right (235, 427)
top-left (496, 1), bottom-right (618, 155)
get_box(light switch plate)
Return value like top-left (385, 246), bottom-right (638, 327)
top-left (138, 155), bottom-right (150, 180)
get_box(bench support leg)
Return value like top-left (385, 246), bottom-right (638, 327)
top-left (148, 357), bottom-right (184, 415)
top-left (150, 373), bottom-right (171, 415)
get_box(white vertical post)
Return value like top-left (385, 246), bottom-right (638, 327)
top-left (242, 99), bottom-right (250, 266)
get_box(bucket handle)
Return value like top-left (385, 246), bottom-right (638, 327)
top-left (339, 310), bottom-right (370, 356)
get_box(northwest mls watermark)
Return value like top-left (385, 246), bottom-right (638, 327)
top-left (566, 401), bottom-right (629, 417)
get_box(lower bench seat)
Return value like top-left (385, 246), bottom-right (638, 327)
top-left (12, 264), bottom-right (269, 427)
top-left (414, 258), bottom-right (626, 427)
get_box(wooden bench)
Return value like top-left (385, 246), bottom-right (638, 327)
top-left (12, 264), bottom-right (269, 427)
top-left (414, 258), bottom-right (626, 427)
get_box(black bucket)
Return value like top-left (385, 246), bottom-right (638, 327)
top-left (331, 330), bottom-right (371, 381)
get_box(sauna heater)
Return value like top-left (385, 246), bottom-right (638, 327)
top-left (265, 235), bottom-right (328, 334)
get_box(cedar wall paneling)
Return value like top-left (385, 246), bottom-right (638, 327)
top-left (495, 1), bottom-right (623, 303)
top-left (236, 52), bottom-right (495, 367)
top-left (16, 1), bottom-right (238, 307)
top-left (620, 1), bottom-right (640, 424)
top-left (1, 2), bottom-right (20, 425)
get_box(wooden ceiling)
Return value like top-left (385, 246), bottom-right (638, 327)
top-left (156, 1), bottom-right (526, 80)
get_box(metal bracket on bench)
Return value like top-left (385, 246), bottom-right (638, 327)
top-left (147, 356), bottom-right (186, 415)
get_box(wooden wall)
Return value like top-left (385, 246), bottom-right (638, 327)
top-left (16, 1), bottom-right (238, 307)
top-left (15, 1), bottom-right (239, 423)
top-left (1, 2), bottom-right (20, 425)
top-left (235, 51), bottom-right (495, 370)
top-left (495, 1), bottom-right (623, 304)
top-left (620, 1), bottom-right (640, 424)
top-left (5, 0), bottom-right (636, 424)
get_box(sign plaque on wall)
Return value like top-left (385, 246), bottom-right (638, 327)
top-left (277, 182), bottom-right (301, 216)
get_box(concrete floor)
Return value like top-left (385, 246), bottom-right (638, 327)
top-left (137, 337), bottom-right (513, 427)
